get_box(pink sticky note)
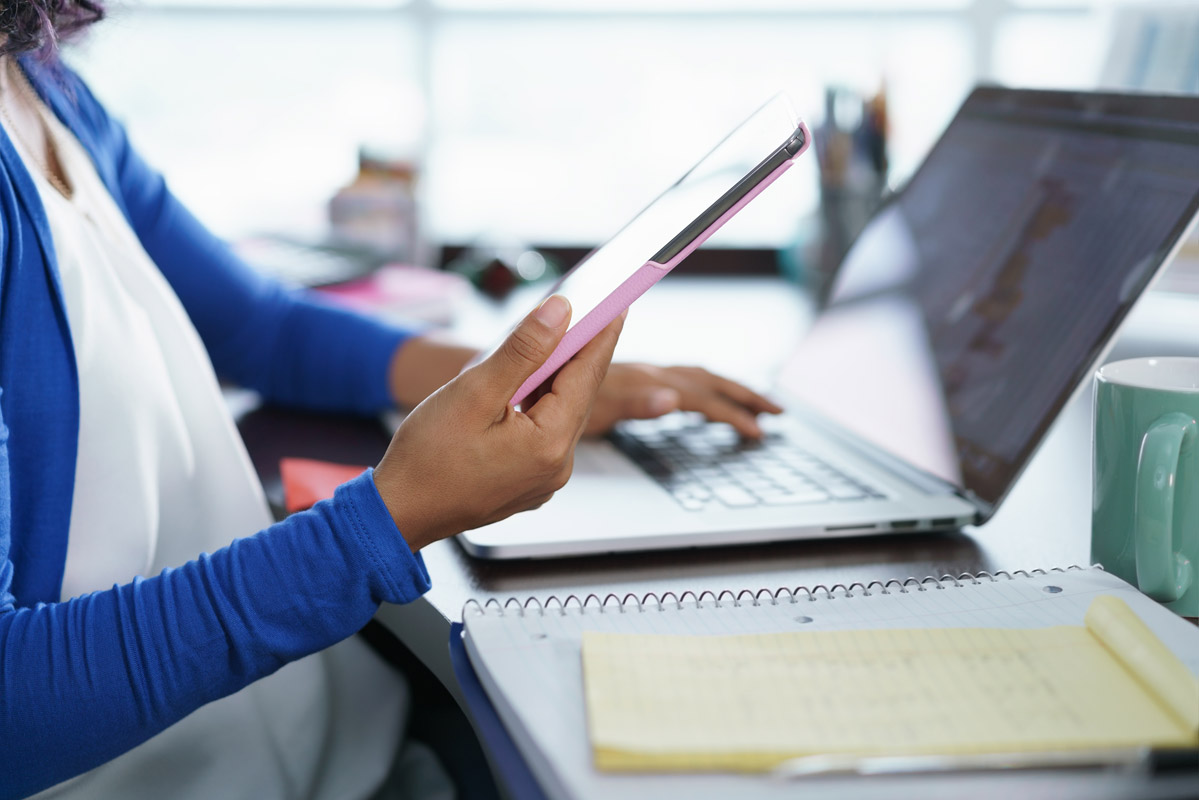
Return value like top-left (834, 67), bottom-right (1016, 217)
top-left (316, 264), bottom-right (469, 325)
top-left (280, 457), bottom-right (369, 513)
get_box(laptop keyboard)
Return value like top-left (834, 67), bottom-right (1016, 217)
top-left (610, 414), bottom-right (884, 511)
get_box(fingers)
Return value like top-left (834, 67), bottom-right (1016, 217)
top-left (614, 386), bottom-right (683, 421)
top-left (663, 368), bottom-right (778, 439)
top-left (582, 381), bottom-right (681, 438)
top-left (697, 371), bottom-right (783, 415)
top-left (473, 295), bottom-right (572, 402)
top-left (674, 384), bottom-right (765, 439)
top-left (526, 311), bottom-right (626, 431)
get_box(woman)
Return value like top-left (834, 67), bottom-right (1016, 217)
top-left (0, 3), bottom-right (779, 798)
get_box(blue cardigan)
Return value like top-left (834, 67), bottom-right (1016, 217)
top-left (0, 58), bottom-right (431, 799)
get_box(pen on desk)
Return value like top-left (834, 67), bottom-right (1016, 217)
top-left (769, 747), bottom-right (1199, 779)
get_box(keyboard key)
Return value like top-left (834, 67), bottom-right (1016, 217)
top-left (761, 490), bottom-right (829, 505)
top-left (690, 467), bottom-right (727, 480)
top-left (699, 426), bottom-right (739, 445)
top-left (713, 486), bottom-right (759, 508)
top-left (739, 478), bottom-right (780, 493)
top-left (772, 474), bottom-right (819, 490)
top-left (671, 483), bottom-right (712, 501)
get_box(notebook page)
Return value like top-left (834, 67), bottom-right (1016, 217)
top-left (582, 609), bottom-right (1197, 771)
top-left (463, 568), bottom-right (1199, 800)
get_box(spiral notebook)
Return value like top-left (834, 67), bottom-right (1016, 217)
top-left (461, 566), bottom-right (1199, 800)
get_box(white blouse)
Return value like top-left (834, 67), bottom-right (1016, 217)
top-left (6, 88), bottom-right (439, 800)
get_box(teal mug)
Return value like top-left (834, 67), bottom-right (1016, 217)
top-left (1092, 357), bottom-right (1199, 617)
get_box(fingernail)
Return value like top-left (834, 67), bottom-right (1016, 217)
top-left (535, 295), bottom-right (569, 327)
top-left (648, 389), bottom-right (678, 415)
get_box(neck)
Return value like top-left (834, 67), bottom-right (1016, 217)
top-left (0, 58), bottom-right (73, 198)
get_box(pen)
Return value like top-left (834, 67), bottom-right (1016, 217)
top-left (769, 747), bottom-right (1199, 779)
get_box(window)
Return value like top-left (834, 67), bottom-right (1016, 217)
top-left (67, 1), bottom-right (1130, 253)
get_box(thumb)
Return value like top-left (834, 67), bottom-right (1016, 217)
top-left (619, 386), bottom-right (681, 420)
top-left (474, 294), bottom-right (572, 402)
top-left (583, 380), bottom-right (677, 437)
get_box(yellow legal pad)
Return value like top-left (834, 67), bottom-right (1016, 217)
top-left (580, 596), bottom-right (1199, 772)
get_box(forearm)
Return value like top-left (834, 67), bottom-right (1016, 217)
top-left (387, 335), bottom-right (479, 410)
top-left (0, 472), bottom-right (428, 800)
top-left (256, 289), bottom-right (419, 413)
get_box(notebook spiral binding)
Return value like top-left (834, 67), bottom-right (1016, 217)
top-left (463, 564), bottom-right (1095, 618)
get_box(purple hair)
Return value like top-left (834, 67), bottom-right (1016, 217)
top-left (0, 0), bottom-right (105, 59)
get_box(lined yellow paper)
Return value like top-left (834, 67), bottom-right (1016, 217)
top-left (1086, 595), bottom-right (1199, 731)
top-left (581, 596), bottom-right (1199, 772)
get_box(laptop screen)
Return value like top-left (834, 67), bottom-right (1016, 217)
top-left (784, 87), bottom-right (1199, 510)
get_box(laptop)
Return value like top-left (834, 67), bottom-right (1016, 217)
top-left (458, 86), bottom-right (1199, 559)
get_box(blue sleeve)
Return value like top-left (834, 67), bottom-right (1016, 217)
top-left (81, 78), bottom-right (418, 414)
top-left (0, 461), bottom-right (430, 800)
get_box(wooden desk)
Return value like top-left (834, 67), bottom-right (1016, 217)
top-left (238, 276), bottom-right (1199, 799)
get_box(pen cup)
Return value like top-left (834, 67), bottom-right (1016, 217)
top-left (1092, 357), bottom-right (1199, 617)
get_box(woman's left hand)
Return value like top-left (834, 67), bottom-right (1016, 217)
top-left (584, 363), bottom-right (781, 439)
top-left (388, 338), bottom-right (781, 439)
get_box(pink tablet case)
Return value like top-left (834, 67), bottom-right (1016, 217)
top-left (511, 121), bottom-right (812, 406)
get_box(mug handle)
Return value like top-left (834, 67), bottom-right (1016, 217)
top-left (1134, 412), bottom-right (1195, 602)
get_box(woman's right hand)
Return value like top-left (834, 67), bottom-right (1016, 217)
top-left (372, 295), bottom-right (623, 552)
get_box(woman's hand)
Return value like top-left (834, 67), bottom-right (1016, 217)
top-left (373, 296), bottom-right (623, 552)
top-left (584, 364), bottom-right (782, 439)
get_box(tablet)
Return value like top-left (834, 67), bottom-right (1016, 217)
top-left (502, 96), bottom-right (811, 405)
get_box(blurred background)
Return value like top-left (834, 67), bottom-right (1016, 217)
top-left (64, 0), bottom-right (1199, 294)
